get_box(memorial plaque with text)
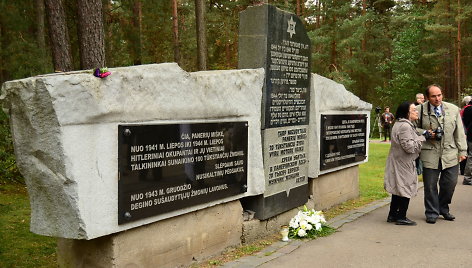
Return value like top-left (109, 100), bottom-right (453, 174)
top-left (239, 5), bottom-right (311, 219)
top-left (320, 114), bottom-right (367, 171)
top-left (118, 122), bottom-right (248, 224)
top-left (264, 126), bottom-right (307, 195)
top-left (265, 8), bottom-right (311, 129)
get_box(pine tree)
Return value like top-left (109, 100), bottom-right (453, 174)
top-left (77, 0), bottom-right (106, 69)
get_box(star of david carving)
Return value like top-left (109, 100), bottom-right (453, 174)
top-left (287, 17), bottom-right (296, 38)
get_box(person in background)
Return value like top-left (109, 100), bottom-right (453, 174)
top-left (461, 96), bottom-right (472, 184)
top-left (415, 93), bottom-right (425, 105)
top-left (414, 84), bottom-right (467, 224)
top-left (384, 101), bottom-right (425, 226)
top-left (381, 107), bottom-right (395, 142)
top-left (460, 96), bottom-right (472, 176)
top-left (415, 93), bottom-right (426, 175)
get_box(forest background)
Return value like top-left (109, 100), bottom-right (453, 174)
top-left (1, 0), bottom-right (472, 184)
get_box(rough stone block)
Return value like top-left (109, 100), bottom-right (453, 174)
top-left (0, 63), bottom-right (265, 239)
top-left (308, 74), bottom-right (372, 178)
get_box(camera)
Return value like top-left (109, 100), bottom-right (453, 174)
top-left (424, 127), bottom-right (444, 140)
top-left (434, 127), bottom-right (444, 140)
top-left (375, 106), bottom-right (381, 114)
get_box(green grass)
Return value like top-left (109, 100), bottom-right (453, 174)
top-left (324, 142), bottom-right (390, 219)
top-left (360, 142), bottom-right (390, 201)
top-left (0, 183), bottom-right (57, 267)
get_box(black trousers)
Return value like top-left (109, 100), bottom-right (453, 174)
top-left (383, 124), bottom-right (391, 141)
top-left (423, 163), bottom-right (458, 218)
top-left (388, 194), bottom-right (410, 219)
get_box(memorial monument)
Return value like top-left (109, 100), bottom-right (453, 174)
top-left (0, 4), bottom-right (371, 268)
top-left (307, 74), bottom-right (371, 210)
top-left (239, 4), bottom-right (311, 220)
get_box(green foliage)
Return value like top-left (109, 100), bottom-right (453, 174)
top-left (289, 224), bottom-right (336, 240)
top-left (1, 0), bottom-right (472, 105)
top-left (0, 110), bottom-right (22, 184)
top-left (0, 1), bottom-right (53, 82)
top-left (382, 10), bottom-right (426, 104)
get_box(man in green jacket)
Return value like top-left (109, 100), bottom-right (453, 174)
top-left (415, 84), bottom-right (467, 224)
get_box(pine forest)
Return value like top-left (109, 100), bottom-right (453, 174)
top-left (2, 0), bottom-right (472, 105)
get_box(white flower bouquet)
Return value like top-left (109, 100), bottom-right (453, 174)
top-left (288, 206), bottom-right (333, 239)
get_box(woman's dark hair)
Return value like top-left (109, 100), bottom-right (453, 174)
top-left (395, 101), bottom-right (413, 120)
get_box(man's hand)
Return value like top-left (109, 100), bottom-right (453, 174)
top-left (459, 155), bottom-right (467, 162)
top-left (424, 130), bottom-right (436, 140)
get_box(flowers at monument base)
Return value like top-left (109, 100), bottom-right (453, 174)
top-left (288, 206), bottom-right (330, 239)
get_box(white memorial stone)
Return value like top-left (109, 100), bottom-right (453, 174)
top-left (1, 63), bottom-right (265, 239)
top-left (308, 73), bottom-right (372, 177)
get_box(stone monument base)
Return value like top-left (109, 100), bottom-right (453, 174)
top-left (57, 201), bottom-right (243, 268)
top-left (309, 166), bottom-right (360, 211)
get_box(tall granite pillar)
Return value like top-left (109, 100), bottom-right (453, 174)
top-left (239, 4), bottom-right (311, 219)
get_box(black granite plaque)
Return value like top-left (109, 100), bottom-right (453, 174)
top-left (118, 122), bottom-right (248, 224)
top-left (265, 11), bottom-right (310, 129)
top-left (239, 5), bottom-right (310, 220)
top-left (320, 114), bottom-right (367, 171)
top-left (239, 4), bottom-right (311, 129)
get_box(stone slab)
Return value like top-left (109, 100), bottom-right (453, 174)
top-left (0, 63), bottom-right (265, 239)
top-left (239, 3), bottom-right (310, 221)
top-left (308, 74), bottom-right (372, 178)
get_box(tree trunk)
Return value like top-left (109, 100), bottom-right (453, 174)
top-left (0, 19), bottom-right (4, 83)
top-left (296, 0), bottom-right (301, 16)
top-left (132, 0), bottom-right (142, 65)
top-left (194, 0), bottom-right (207, 70)
top-left (44, 0), bottom-right (73, 72)
top-left (225, 42), bottom-right (231, 68)
top-left (330, 14), bottom-right (337, 71)
top-left (77, 0), bottom-right (106, 69)
top-left (172, 0), bottom-right (181, 64)
top-left (446, 0), bottom-right (455, 100)
top-left (34, 0), bottom-right (46, 54)
top-left (104, 1), bottom-right (114, 67)
top-left (456, 0), bottom-right (462, 100)
top-left (360, 0), bottom-right (367, 100)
